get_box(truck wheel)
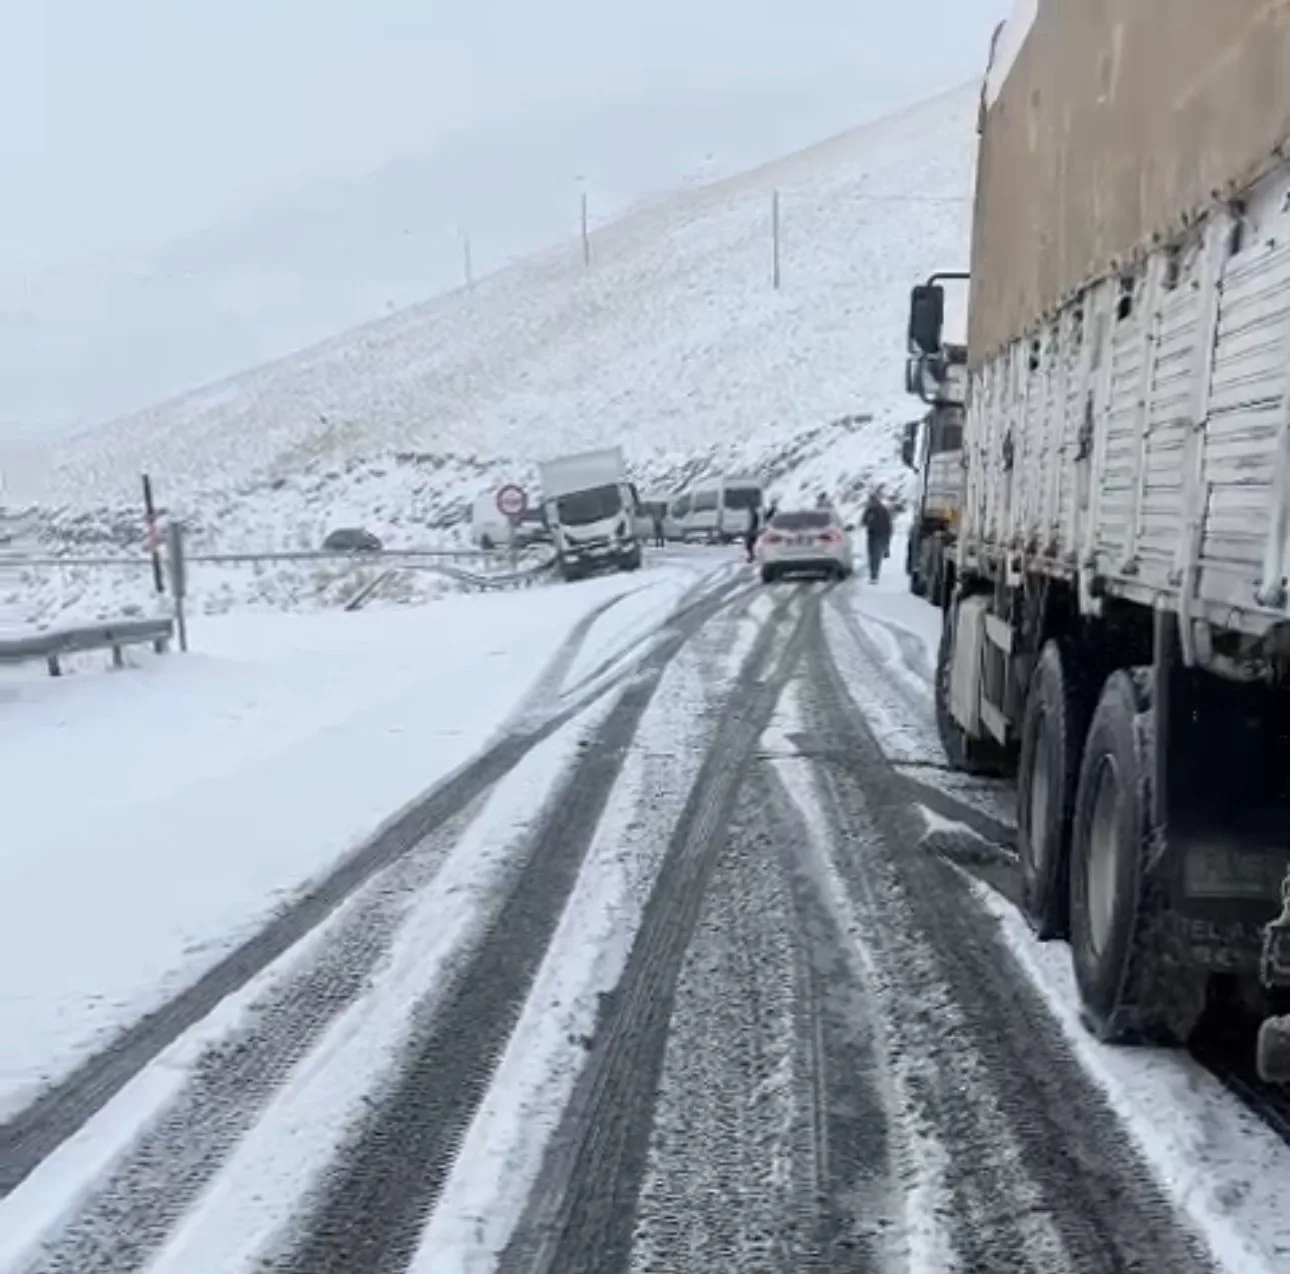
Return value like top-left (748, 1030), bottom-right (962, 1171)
top-left (907, 536), bottom-right (926, 596)
top-left (934, 603), bottom-right (1006, 776)
top-left (1018, 640), bottom-right (1095, 940)
top-left (1069, 670), bottom-right (1206, 1044)
top-left (926, 539), bottom-right (947, 607)
top-left (1257, 1015), bottom-right (1290, 1083)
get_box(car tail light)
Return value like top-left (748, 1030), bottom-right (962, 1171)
top-left (762, 532), bottom-right (785, 545)
top-left (818, 529), bottom-right (843, 545)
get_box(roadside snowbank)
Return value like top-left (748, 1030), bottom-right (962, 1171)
top-left (0, 565), bottom-right (686, 1121)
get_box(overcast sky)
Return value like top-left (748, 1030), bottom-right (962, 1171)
top-left (2, 0), bottom-right (1006, 274)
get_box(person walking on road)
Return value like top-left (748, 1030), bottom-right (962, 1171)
top-left (861, 491), bottom-right (893, 583)
top-left (744, 505), bottom-right (761, 564)
top-left (652, 507), bottom-right (666, 548)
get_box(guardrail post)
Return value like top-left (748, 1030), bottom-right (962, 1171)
top-left (167, 522), bottom-right (189, 652)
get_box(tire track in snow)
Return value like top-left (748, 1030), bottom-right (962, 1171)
top-left (624, 752), bottom-right (897, 1273)
top-left (272, 575), bottom-right (764, 1274)
top-left (497, 585), bottom-right (825, 1274)
top-left (824, 591), bottom-right (1016, 847)
top-left (794, 608), bottom-right (1218, 1274)
top-left (405, 586), bottom-right (762, 1272)
top-left (767, 763), bottom-right (907, 1271)
top-left (0, 570), bottom-right (742, 1202)
top-left (505, 589), bottom-right (636, 725)
top-left (10, 800), bottom-right (486, 1274)
top-left (557, 562), bottom-right (748, 705)
top-left (844, 603), bottom-right (934, 686)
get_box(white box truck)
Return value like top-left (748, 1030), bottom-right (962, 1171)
top-left (918, 0), bottom-right (1290, 1080)
top-left (538, 447), bottom-right (642, 581)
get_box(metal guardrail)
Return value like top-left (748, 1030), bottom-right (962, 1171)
top-left (0, 617), bottom-right (175, 677)
top-left (4, 537), bottom-right (558, 638)
top-left (343, 554), bottom-right (557, 610)
top-left (0, 546), bottom-right (536, 569)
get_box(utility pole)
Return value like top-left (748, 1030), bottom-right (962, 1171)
top-left (581, 190), bottom-right (591, 267)
top-left (772, 189), bottom-right (782, 290)
top-left (462, 231), bottom-right (474, 290)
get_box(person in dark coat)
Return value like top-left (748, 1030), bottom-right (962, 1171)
top-left (652, 508), bottom-right (666, 548)
top-left (744, 505), bottom-right (761, 563)
top-left (860, 491), bottom-right (893, 583)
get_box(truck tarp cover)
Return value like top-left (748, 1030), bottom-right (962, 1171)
top-left (969, 0), bottom-right (1290, 366)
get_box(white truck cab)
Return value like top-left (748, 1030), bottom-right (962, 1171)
top-left (539, 447), bottom-right (642, 581)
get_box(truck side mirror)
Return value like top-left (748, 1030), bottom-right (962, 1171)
top-left (900, 421), bottom-right (919, 470)
top-left (908, 283), bottom-right (945, 356)
top-left (905, 357), bottom-right (922, 396)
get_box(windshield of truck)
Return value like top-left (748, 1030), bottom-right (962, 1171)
top-left (556, 484), bottom-right (623, 525)
top-left (692, 490), bottom-right (718, 512)
top-left (723, 486), bottom-right (762, 510)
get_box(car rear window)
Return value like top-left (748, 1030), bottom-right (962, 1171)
top-left (771, 511), bottom-right (831, 531)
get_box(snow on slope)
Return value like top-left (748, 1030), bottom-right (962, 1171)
top-left (1, 71), bottom-right (959, 441)
top-left (31, 86), bottom-right (974, 507)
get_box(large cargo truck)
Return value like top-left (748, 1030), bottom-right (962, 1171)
top-left (921, 0), bottom-right (1290, 1080)
top-left (539, 447), bottom-right (642, 581)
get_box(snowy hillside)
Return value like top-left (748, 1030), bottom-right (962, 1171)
top-left (12, 83), bottom-right (977, 623)
top-left (1, 71), bottom-right (967, 441)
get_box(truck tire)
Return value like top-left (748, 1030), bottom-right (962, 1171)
top-left (907, 535), bottom-right (927, 597)
top-left (1257, 1015), bottom-right (1290, 1083)
top-left (1069, 670), bottom-right (1206, 1044)
top-left (925, 539), bottom-right (944, 606)
top-left (1017, 640), bottom-right (1095, 939)
top-left (934, 602), bottom-right (1007, 776)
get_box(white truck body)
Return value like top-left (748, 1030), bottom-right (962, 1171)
top-left (538, 447), bottom-right (641, 579)
top-left (961, 176), bottom-right (1290, 641)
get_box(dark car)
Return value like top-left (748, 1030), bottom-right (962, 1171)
top-left (323, 527), bottom-right (384, 553)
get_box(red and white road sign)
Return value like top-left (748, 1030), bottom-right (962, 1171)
top-left (495, 484), bottom-right (528, 518)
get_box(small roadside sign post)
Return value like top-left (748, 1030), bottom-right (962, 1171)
top-left (495, 484), bottom-right (528, 571)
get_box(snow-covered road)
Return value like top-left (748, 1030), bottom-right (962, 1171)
top-left (3, 556), bottom-right (1290, 1274)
